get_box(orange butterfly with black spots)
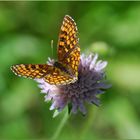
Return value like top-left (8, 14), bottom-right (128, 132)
top-left (11, 15), bottom-right (80, 85)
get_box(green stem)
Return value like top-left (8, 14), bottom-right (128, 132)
top-left (80, 106), bottom-right (98, 139)
top-left (51, 111), bottom-right (69, 140)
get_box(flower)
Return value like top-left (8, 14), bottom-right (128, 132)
top-left (36, 54), bottom-right (111, 115)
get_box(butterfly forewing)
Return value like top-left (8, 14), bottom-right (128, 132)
top-left (11, 64), bottom-right (76, 85)
top-left (11, 64), bottom-right (54, 79)
top-left (57, 15), bottom-right (80, 77)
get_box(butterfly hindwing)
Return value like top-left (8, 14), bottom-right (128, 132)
top-left (63, 46), bottom-right (80, 77)
top-left (44, 68), bottom-right (76, 85)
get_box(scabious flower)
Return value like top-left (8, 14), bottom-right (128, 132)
top-left (36, 54), bottom-right (111, 115)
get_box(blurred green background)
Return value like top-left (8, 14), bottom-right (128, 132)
top-left (0, 1), bottom-right (140, 139)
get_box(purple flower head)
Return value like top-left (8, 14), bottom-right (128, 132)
top-left (36, 54), bottom-right (111, 115)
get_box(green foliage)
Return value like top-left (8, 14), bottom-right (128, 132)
top-left (0, 1), bottom-right (140, 139)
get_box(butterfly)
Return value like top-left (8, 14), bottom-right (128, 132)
top-left (11, 15), bottom-right (80, 85)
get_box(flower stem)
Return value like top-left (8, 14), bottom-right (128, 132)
top-left (80, 106), bottom-right (98, 139)
top-left (51, 111), bottom-right (69, 140)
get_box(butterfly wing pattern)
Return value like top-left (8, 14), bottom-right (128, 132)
top-left (11, 64), bottom-right (54, 79)
top-left (44, 15), bottom-right (80, 85)
top-left (11, 15), bottom-right (80, 85)
top-left (57, 15), bottom-right (80, 79)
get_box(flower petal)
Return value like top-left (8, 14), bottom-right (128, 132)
top-left (89, 54), bottom-right (98, 70)
top-left (95, 61), bottom-right (108, 71)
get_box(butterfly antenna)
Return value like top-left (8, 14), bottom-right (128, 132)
top-left (51, 40), bottom-right (54, 58)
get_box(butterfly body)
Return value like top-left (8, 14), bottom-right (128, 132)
top-left (53, 61), bottom-right (73, 77)
top-left (11, 15), bottom-right (80, 85)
